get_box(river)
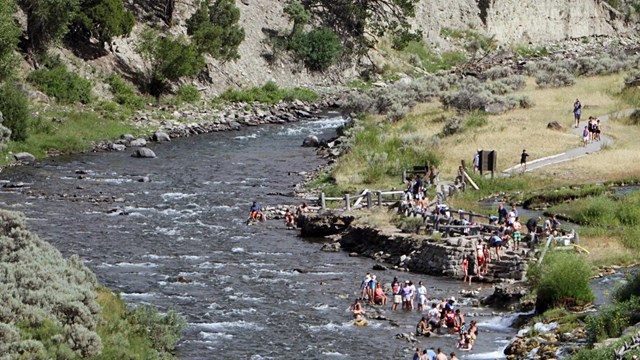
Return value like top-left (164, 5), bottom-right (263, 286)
top-left (0, 115), bottom-right (522, 359)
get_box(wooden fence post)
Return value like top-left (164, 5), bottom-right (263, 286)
top-left (377, 191), bottom-right (382, 206)
top-left (366, 191), bottom-right (373, 209)
top-left (345, 194), bottom-right (351, 211)
top-left (320, 192), bottom-right (326, 210)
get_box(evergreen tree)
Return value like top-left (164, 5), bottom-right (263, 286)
top-left (186, 0), bottom-right (245, 61)
top-left (137, 29), bottom-right (204, 101)
top-left (72, 0), bottom-right (135, 50)
top-left (0, 0), bottom-right (20, 81)
top-left (299, 0), bottom-right (419, 55)
top-left (18, 0), bottom-right (80, 64)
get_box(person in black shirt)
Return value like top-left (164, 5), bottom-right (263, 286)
top-left (520, 149), bottom-right (529, 172)
top-left (526, 216), bottom-right (541, 244)
top-left (497, 203), bottom-right (508, 224)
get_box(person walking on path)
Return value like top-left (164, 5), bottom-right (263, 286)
top-left (473, 150), bottom-right (480, 174)
top-left (520, 150), bottom-right (529, 172)
top-left (573, 99), bottom-right (582, 128)
top-left (582, 126), bottom-right (589, 147)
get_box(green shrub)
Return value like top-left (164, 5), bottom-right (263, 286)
top-left (0, 0), bottom-right (20, 81)
top-left (0, 82), bottom-right (31, 141)
top-left (106, 73), bottom-right (145, 109)
top-left (535, 68), bottom-right (576, 88)
top-left (73, 0), bottom-right (135, 48)
top-left (177, 84), bottom-right (201, 104)
top-left (291, 27), bottom-right (343, 71)
top-left (484, 66), bottom-right (514, 80)
top-left (27, 64), bottom-right (93, 104)
top-left (585, 297), bottom-right (640, 343)
top-left (535, 251), bottom-right (594, 313)
top-left (129, 306), bottom-right (186, 352)
top-left (614, 271), bottom-right (640, 303)
top-left (186, 0), bottom-right (245, 61)
top-left (464, 112), bottom-right (488, 129)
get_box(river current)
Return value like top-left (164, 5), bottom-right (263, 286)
top-left (0, 115), bottom-right (520, 359)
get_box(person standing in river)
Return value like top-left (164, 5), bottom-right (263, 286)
top-left (573, 99), bottom-right (582, 128)
top-left (417, 281), bottom-right (428, 311)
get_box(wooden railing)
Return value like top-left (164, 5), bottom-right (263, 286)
top-left (308, 189), bottom-right (406, 210)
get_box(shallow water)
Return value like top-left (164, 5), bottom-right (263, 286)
top-left (0, 114), bottom-right (518, 359)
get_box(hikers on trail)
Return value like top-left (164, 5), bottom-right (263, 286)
top-left (583, 125), bottom-right (589, 146)
top-left (573, 99), bottom-right (582, 128)
top-left (520, 150), bottom-right (529, 172)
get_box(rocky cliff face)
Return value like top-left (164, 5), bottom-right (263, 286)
top-left (85, 0), bottom-right (632, 96)
top-left (415, 0), bottom-right (627, 46)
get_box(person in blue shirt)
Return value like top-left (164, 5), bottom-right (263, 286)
top-left (250, 201), bottom-right (260, 220)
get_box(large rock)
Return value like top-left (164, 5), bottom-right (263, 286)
top-left (152, 131), bottom-right (171, 142)
top-left (547, 121), bottom-right (565, 131)
top-left (110, 143), bottom-right (126, 151)
top-left (321, 242), bottom-right (341, 252)
top-left (302, 135), bottom-right (319, 147)
top-left (13, 152), bottom-right (36, 162)
top-left (131, 148), bottom-right (156, 158)
top-left (129, 138), bottom-right (147, 147)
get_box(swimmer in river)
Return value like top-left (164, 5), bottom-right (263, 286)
top-left (349, 298), bottom-right (365, 318)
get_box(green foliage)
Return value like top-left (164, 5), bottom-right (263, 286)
top-left (129, 306), bottom-right (186, 352)
top-left (284, 1), bottom-right (310, 36)
top-left (534, 252), bottom-right (594, 313)
top-left (186, 0), bottom-right (245, 61)
top-left (137, 29), bottom-right (205, 100)
top-left (299, 0), bottom-right (419, 55)
top-left (439, 27), bottom-right (496, 54)
top-left (514, 45), bottom-right (550, 58)
top-left (177, 84), bottom-right (201, 103)
top-left (73, 0), bottom-right (135, 47)
top-left (105, 73), bottom-right (144, 109)
top-left (401, 40), bottom-right (467, 72)
top-left (0, 0), bottom-right (20, 81)
top-left (27, 63), bottom-right (93, 104)
top-left (464, 111), bottom-right (488, 130)
top-left (0, 83), bottom-right (31, 141)
top-left (290, 27), bottom-right (343, 71)
top-left (217, 81), bottom-right (319, 104)
top-left (3, 108), bottom-right (138, 163)
top-left (614, 270), bottom-right (640, 303)
top-left (19, 0), bottom-right (81, 57)
top-left (585, 297), bottom-right (640, 343)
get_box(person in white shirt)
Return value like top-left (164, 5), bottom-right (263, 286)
top-left (417, 281), bottom-right (428, 311)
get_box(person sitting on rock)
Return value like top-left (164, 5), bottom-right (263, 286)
top-left (468, 320), bottom-right (478, 340)
top-left (249, 201), bottom-right (260, 220)
top-left (373, 283), bottom-right (388, 305)
top-left (296, 202), bottom-right (310, 216)
top-left (416, 316), bottom-right (431, 337)
top-left (350, 298), bottom-right (365, 318)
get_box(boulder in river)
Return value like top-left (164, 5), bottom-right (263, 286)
top-left (121, 133), bottom-right (135, 140)
top-left (110, 143), bottom-right (126, 151)
top-left (152, 131), bottom-right (171, 142)
top-left (302, 135), bottom-right (319, 147)
top-left (129, 138), bottom-right (147, 147)
top-left (131, 148), bottom-right (156, 158)
top-left (13, 152), bottom-right (36, 162)
top-left (321, 242), bottom-right (341, 252)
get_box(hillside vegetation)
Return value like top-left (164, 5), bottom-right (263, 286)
top-left (0, 209), bottom-right (185, 358)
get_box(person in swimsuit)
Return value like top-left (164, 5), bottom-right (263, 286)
top-left (416, 316), bottom-right (431, 337)
top-left (512, 217), bottom-right (522, 250)
top-left (350, 298), bottom-right (365, 318)
top-left (373, 283), bottom-right (387, 305)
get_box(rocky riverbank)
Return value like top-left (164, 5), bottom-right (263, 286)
top-left (297, 212), bottom-right (529, 283)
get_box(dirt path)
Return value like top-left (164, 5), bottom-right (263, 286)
top-left (502, 109), bottom-right (636, 175)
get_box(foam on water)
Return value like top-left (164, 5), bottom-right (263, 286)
top-left (191, 321), bottom-right (264, 331)
top-left (234, 134), bottom-right (258, 140)
top-left (113, 262), bottom-right (159, 268)
top-left (464, 350), bottom-right (507, 359)
top-left (232, 247), bottom-right (245, 253)
top-left (199, 331), bottom-right (233, 341)
top-left (155, 227), bottom-right (180, 236)
top-left (162, 192), bottom-right (198, 201)
top-left (308, 321), bottom-right (355, 332)
top-left (477, 311), bottom-right (533, 332)
top-left (121, 292), bottom-right (157, 299)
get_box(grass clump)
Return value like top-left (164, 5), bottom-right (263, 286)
top-left (105, 73), bottom-right (145, 109)
top-left (2, 108), bottom-right (138, 164)
top-left (530, 251), bottom-right (594, 314)
top-left (176, 84), bottom-right (201, 104)
top-left (27, 63), bottom-right (93, 104)
top-left (218, 81), bottom-right (318, 104)
top-left (401, 40), bottom-right (467, 72)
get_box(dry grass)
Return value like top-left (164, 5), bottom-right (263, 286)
top-left (535, 117), bottom-right (640, 183)
top-left (580, 234), bottom-right (640, 266)
top-left (432, 74), bottom-right (625, 177)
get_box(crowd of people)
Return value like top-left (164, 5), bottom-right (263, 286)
top-left (350, 273), bottom-right (481, 358)
top-left (575, 99), bottom-right (603, 147)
